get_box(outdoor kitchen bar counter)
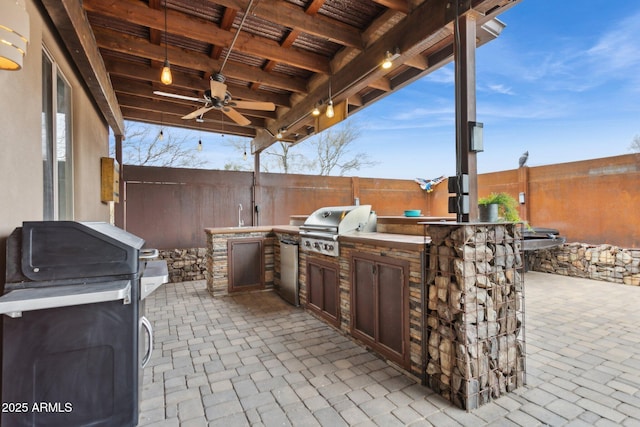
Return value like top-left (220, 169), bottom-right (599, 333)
top-left (205, 220), bottom-right (526, 411)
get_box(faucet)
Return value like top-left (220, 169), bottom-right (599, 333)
top-left (238, 203), bottom-right (244, 227)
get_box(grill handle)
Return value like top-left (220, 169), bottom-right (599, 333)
top-left (139, 248), bottom-right (159, 260)
top-left (140, 316), bottom-right (154, 369)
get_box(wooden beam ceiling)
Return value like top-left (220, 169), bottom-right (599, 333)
top-left (42, 0), bottom-right (521, 147)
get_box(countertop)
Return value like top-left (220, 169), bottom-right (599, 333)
top-left (204, 226), bottom-right (275, 235)
top-left (340, 231), bottom-right (428, 250)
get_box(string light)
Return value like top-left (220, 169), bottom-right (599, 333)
top-left (160, 0), bottom-right (172, 85)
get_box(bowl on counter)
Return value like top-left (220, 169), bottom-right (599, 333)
top-left (403, 210), bottom-right (422, 217)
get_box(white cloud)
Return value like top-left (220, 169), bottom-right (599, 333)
top-left (485, 83), bottom-right (515, 95)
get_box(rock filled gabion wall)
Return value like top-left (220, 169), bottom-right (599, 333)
top-left (425, 223), bottom-right (526, 410)
top-left (530, 243), bottom-right (640, 286)
top-left (158, 248), bottom-right (207, 283)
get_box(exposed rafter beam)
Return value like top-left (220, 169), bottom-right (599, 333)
top-left (93, 27), bottom-right (308, 94)
top-left (84, 0), bottom-right (330, 74)
top-left (206, 0), bottom-right (363, 48)
top-left (253, 0), bottom-right (464, 152)
top-left (40, 0), bottom-right (125, 135)
top-left (122, 107), bottom-right (256, 138)
top-left (103, 57), bottom-right (291, 108)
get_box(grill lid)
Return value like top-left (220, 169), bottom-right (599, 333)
top-left (13, 221), bottom-right (144, 282)
top-left (301, 205), bottom-right (372, 236)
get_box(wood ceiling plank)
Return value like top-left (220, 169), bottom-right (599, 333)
top-left (83, 0), bottom-right (330, 74)
top-left (122, 106), bottom-right (256, 137)
top-left (104, 58), bottom-right (292, 107)
top-left (40, 0), bottom-right (125, 135)
top-left (209, 0), bottom-right (362, 48)
top-left (117, 92), bottom-right (266, 128)
top-left (94, 27), bottom-right (308, 94)
top-left (371, 0), bottom-right (410, 14)
top-left (253, 0), bottom-right (462, 151)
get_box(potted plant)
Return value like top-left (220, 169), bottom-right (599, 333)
top-left (478, 192), bottom-right (521, 222)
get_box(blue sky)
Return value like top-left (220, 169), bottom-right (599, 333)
top-left (134, 0), bottom-right (640, 179)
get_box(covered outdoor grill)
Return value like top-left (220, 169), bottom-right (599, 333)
top-left (299, 205), bottom-right (375, 257)
top-left (0, 221), bottom-right (167, 427)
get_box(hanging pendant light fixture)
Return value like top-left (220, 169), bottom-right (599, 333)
top-left (325, 80), bottom-right (334, 118)
top-left (0, 0), bottom-right (30, 70)
top-left (160, 0), bottom-right (172, 85)
top-left (197, 139), bottom-right (203, 151)
top-left (158, 112), bottom-right (165, 140)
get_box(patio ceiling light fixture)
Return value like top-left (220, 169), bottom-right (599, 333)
top-left (0, 0), bottom-right (30, 71)
top-left (381, 47), bottom-right (400, 70)
top-left (311, 101), bottom-right (321, 117)
top-left (325, 80), bottom-right (334, 118)
top-left (160, 0), bottom-right (172, 85)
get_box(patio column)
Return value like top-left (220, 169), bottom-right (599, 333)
top-left (454, 12), bottom-right (478, 222)
top-left (253, 152), bottom-right (261, 226)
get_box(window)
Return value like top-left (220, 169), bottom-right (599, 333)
top-left (42, 49), bottom-right (73, 220)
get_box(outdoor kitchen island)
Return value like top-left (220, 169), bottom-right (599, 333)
top-left (205, 220), bottom-right (525, 411)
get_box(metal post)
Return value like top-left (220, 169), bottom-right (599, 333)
top-left (454, 11), bottom-right (478, 222)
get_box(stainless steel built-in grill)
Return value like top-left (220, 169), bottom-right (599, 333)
top-left (0, 221), bottom-right (167, 427)
top-left (299, 205), bottom-right (374, 256)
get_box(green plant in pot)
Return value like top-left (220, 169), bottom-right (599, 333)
top-left (478, 192), bottom-right (521, 222)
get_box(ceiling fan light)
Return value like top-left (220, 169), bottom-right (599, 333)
top-left (160, 59), bottom-right (172, 85)
top-left (325, 100), bottom-right (334, 118)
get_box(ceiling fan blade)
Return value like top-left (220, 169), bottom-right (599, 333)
top-left (182, 106), bottom-right (215, 120)
top-left (153, 90), bottom-right (203, 103)
top-left (231, 100), bottom-right (276, 111)
top-left (210, 80), bottom-right (228, 100)
top-left (223, 107), bottom-right (252, 126)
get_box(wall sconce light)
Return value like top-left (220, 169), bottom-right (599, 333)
top-left (160, 0), bottom-right (172, 85)
top-left (0, 0), bottom-right (30, 71)
top-left (469, 121), bottom-right (484, 152)
top-left (381, 47), bottom-right (400, 70)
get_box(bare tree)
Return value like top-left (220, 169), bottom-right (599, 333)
top-left (111, 122), bottom-right (209, 168)
top-left (261, 141), bottom-right (312, 173)
top-left (223, 120), bottom-right (377, 175)
top-left (308, 121), bottom-right (378, 176)
top-left (629, 135), bottom-right (640, 152)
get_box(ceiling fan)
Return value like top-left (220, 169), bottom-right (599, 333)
top-left (153, 0), bottom-right (274, 126)
top-left (154, 73), bottom-right (275, 126)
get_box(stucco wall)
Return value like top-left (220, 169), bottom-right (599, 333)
top-left (0, 0), bottom-right (110, 279)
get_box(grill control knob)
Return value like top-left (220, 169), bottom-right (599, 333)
top-left (313, 242), bottom-right (321, 249)
top-left (326, 244), bottom-right (334, 251)
top-left (304, 240), bottom-right (311, 247)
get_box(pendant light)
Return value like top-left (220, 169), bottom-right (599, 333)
top-left (197, 139), bottom-right (203, 151)
top-left (158, 112), bottom-right (164, 140)
top-left (325, 80), bottom-right (334, 118)
top-left (0, 0), bottom-right (30, 70)
top-left (160, 0), bottom-right (172, 85)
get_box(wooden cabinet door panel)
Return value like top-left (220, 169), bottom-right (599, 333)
top-left (378, 263), bottom-right (403, 354)
top-left (323, 266), bottom-right (338, 319)
top-left (306, 259), bottom-right (340, 326)
top-left (353, 258), bottom-right (375, 338)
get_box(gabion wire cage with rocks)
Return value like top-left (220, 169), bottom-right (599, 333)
top-left (424, 222), bottom-right (526, 410)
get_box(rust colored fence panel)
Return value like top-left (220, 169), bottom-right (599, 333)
top-left (119, 154), bottom-right (640, 249)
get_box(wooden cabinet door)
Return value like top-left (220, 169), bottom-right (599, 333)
top-left (351, 253), bottom-right (409, 368)
top-left (228, 238), bottom-right (264, 292)
top-left (306, 259), bottom-right (339, 326)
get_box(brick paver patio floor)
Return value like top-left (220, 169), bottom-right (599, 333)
top-left (139, 272), bottom-right (640, 426)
